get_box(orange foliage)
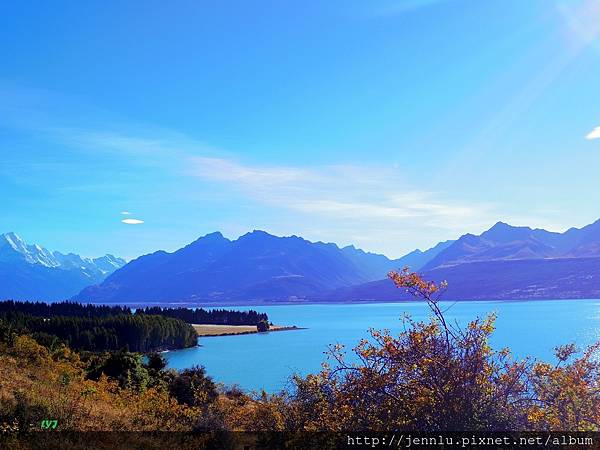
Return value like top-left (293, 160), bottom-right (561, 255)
top-left (1, 270), bottom-right (599, 432)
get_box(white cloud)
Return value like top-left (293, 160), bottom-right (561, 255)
top-left (586, 126), bottom-right (600, 140)
top-left (1, 86), bottom-right (578, 257)
top-left (188, 157), bottom-right (505, 256)
top-left (189, 156), bottom-right (493, 234)
top-left (0, 117), bottom-right (489, 236)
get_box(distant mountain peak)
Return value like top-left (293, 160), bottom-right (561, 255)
top-left (3, 231), bottom-right (21, 240)
top-left (238, 229), bottom-right (279, 241)
top-left (488, 221), bottom-right (513, 230)
top-left (182, 231), bottom-right (227, 246)
top-left (1, 232), bottom-right (59, 267)
top-left (202, 231), bottom-right (225, 239)
top-left (249, 229), bottom-right (273, 237)
top-left (479, 221), bottom-right (537, 242)
top-left (100, 254), bottom-right (124, 262)
top-left (0, 232), bottom-right (127, 301)
top-left (181, 232), bottom-right (230, 255)
top-left (1, 231), bottom-right (25, 249)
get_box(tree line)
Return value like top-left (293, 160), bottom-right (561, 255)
top-left (0, 311), bottom-right (197, 352)
top-left (137, 306), bottom-right (268, 325)
top-left (0, 300), bottom-right (269, 325)
top-left (0, 300), bottom-right (270, 353)
top-left (0, 300), bottom-right (130, 318)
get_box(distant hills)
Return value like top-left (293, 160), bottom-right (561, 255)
top-left (74, 230), bottom-right (450, 303)
top-left (421, 220), bottom-right (600, 270)
top-left (327, 220), bottom-right (600, 301)
top-left (7, 219), bottom-right (600, 303)
top-left (0, 232), bottom-right (125, 300)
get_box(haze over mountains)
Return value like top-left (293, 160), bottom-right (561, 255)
top-left (0, 232), bottom-right (126, 300)
top-left (5, 219), bottom-right (600, 303)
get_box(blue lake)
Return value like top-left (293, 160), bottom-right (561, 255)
top-left (163, 300), bottom-right (600, 393)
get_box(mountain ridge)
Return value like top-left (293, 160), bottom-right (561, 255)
top-left (0, 232), bottom-right (126, 301)
top-left (74, 219), bottom-right (600, 303)
top-left (9, 218), bottom-right (600, 303)
top-left (324, 256), bottom-right (600, 302)
top-left (326, 219), bottom-right (600, 302)
top-left (73, 230), bottom-right (449, 303)
top-left (421, 219), bottom-right (600, 271)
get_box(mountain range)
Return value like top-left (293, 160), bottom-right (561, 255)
top-left (326, 220), bottom-right (600, 301)
top-left (421, 220), bottom-right (600, 270)
top-left (73, 231), bottom-right (450, 303)
top-left (5, 219), bottom-right (600, 303)
top-left (0, 232), bottom-right (126, 300)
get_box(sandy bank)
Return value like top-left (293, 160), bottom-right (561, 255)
top-left (192, 324), bottom-right (302, 337)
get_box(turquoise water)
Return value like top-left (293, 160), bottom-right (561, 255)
top-left (163, 300), bottom-right (600, 393)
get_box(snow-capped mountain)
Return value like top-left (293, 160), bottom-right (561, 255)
top-left (0, 232), bottom-right (126, 301)
top-left (0, 232), bottom-right (61, 267)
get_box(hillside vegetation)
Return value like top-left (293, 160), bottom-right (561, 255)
top-left (0, 301), bottom-right (271, 352)
top-left (1, 272), bottom-right (598, 440)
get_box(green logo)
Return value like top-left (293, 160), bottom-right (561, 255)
top-left (40, 419), bottom-right (58, 430)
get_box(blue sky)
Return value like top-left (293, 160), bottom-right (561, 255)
top-left (1, 0), bottom-right (600, 259)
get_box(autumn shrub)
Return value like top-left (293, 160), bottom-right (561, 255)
top-left (86, 350), bottom-right (150, 391)
top-left (146, 352), bottom-right (167, 372)
top-left (0, 336), bottom-right (207, 432)
top-left (278, 268), bottom-right (600, 432)
top-left (528, 342), bottom-right (600, 430)
top-left (11, 334), bottom-right (53, 366)
top-left (1, 270), bottom-right (599, 433)
top-left (168, 365), bottom-right (218, 406)
top-left (213, 389), bottom-right (285, 432)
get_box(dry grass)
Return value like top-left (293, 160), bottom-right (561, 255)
top-left (192, 324), bottom-right (295, 337)
top-left (0, 336), bottom-right (198, 432)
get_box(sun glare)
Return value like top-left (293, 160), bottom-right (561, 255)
top-left (558, 0), bottom-right (600, 47)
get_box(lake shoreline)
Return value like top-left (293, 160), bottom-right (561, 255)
top-left (88, 297), bottom-right (600, 309)
top-left (193, 324), bottom-right (304, 337)
top-left (164, 299), bottom-right (599, 393)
